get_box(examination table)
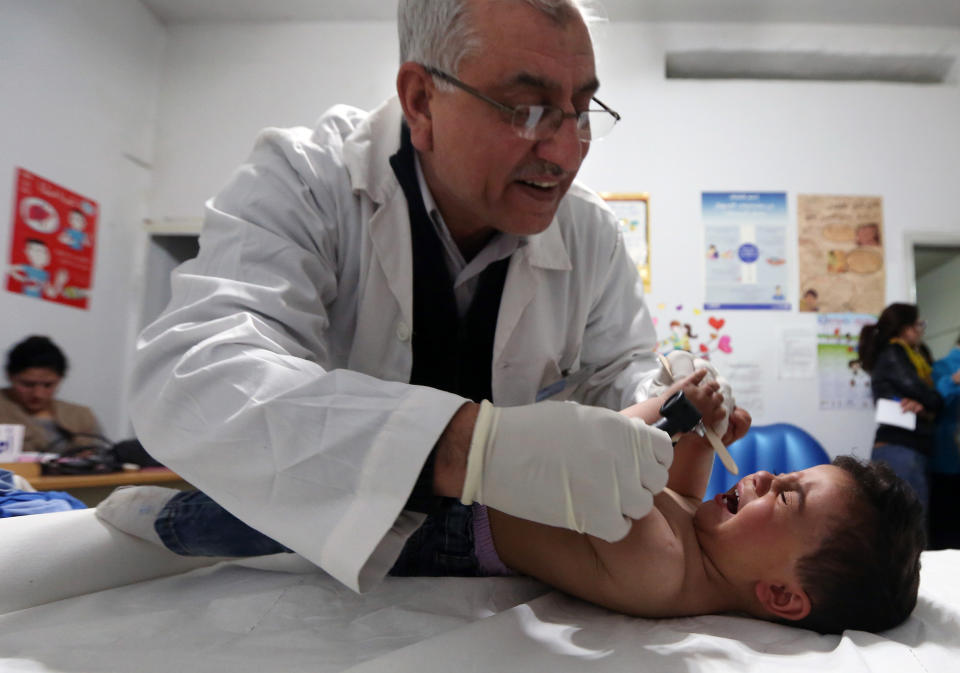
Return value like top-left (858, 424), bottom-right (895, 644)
top-left (1, 509), bottom-right (958, 672)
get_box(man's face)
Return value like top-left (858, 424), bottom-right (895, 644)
top-left (9, 367), bottom-right (62, 414)
top-left (421, 0), bottom-right (597, 247)
top-left (693, 465), bottom-right (853, 584)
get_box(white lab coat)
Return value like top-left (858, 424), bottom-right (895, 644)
top-left (131, 97), bottom-right (659, 592)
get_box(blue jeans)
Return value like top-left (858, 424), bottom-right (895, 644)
top-left (156, 491), bottom-right (483, 577)
top-left (872, 444), bottom-right (930, 517)
top-left (156, 491), bottom-right (291, 557)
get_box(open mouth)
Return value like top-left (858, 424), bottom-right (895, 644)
top-left (518, 179), bottom-right (558, 191)
top-left (720, 484), bottom-right (740, 514)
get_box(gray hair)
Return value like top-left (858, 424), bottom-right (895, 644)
top-left (398, 0), bottom-right (597, 86)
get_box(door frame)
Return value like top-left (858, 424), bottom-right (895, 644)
top-left (903, 230), bottom-right (960, 303)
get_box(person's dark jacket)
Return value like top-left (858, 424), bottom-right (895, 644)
top-left (871, 344), bottom-right (943, 453)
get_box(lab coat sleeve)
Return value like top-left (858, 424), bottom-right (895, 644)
top-left (131, 124), bottom-right (466, 592)
top-left (571, 209), bottom-right (659, 411)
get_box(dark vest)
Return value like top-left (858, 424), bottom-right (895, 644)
top-left (388, 124), bottom-right (511, 517)
top-left (389, 124), bottom-right (510, 404)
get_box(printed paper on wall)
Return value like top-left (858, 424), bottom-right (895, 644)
top-left (702, 192), bottom-right (791, 311)
top-left (817, 312), bottom-right (875, 411)
top-left (798, 194), bottom-right (884, 315)
top-left (601, 193), bottom-right (651, 293)
top-left (5, 168), bottom-right (97, 310)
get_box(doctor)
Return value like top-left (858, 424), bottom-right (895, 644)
top-left (131, 0), bottom-right (748, 592)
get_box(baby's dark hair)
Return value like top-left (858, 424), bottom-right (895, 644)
top-left (5, 335), bottom-right (68, 377)
top-left (792, 456), bottom-right (924, 634)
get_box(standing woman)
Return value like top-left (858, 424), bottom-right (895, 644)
top-left (0, 335), bottom-right (102, 453)
top-left (858, 303), bottom-right (943, 526)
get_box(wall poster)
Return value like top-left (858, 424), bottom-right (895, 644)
top-left (5, 167), bottom-right (97, 310)
top-left (798, 194), bottom-right (884, 315)
top-left (601, 192), bottom-right (650, 292)
top-left (702, 192), bottom-right (790, 310)
top-left (817, 312), bottom-right (875, 410)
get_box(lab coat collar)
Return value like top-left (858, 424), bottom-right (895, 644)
top-left (343, 97), bottom-right (571, 273)
top-left (522, 217), bottom-right (571, 272)
top-left (342, 97), bottom-right (405, 206)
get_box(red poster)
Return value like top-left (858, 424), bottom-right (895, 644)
top-left (6, 168), bottom-right (97, 310)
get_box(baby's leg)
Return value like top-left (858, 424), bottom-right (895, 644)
top-left (97, 487), bottom-right (290, 557)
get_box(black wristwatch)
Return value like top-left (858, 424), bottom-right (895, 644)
top-left (653, 391), bottom-right (702, 442)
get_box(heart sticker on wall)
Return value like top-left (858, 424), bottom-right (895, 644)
top-left (718, 335), bottom-right (732, 353)
top-left (708, 317), bottom-right (726, 330)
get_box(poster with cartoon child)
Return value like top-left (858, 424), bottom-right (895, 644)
top-left (6, 168), bottom-right (97, 309)
top-left (797, 194), bottom-right (884, 315)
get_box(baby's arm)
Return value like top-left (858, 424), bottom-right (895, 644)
top-left (622, 369), bottom-right (735, 501)
top-left (485, 391), bottom-right (731, 618)
top-left (487, 497), bottom-right (688, 617)
top-left (667, 405), bottom-right (750, 502)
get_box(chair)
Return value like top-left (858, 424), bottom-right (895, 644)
top-left (703, 423), bottom-right (830, 500)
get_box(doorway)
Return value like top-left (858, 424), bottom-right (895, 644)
top-left (912, 241), bottom-right (960, 360)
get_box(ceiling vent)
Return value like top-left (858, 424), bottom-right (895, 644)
top-left (665, 50), bottom-right (955, 83)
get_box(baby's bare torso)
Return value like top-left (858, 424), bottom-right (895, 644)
top-left (490, 490), bottom-right (721, 618)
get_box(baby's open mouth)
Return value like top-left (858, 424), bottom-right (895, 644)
top-left (721, 485), bottom-right (740, 514)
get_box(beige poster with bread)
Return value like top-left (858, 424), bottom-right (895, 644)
top-left (797, 194), bottom-right (884, 314)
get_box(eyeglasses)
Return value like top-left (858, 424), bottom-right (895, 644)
top-left (915, 320), bottom-right (927, 330)
top-left (424, 66), bottom-right (621, 143)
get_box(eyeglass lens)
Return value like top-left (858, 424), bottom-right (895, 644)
top-left (512, 106), bottom-right (615, 142)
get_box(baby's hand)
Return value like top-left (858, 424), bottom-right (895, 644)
top-left (670, 369), bottom-right (725, 430)
top-left (659, 352), bottom-right (735, 438)
top-left (722, 406), bottom-right (751, 445)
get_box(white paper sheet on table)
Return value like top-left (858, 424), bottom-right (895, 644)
top-left (346, 550), bottom-right (960, 673)
top-left (2, 510), bottom-right (959, 673)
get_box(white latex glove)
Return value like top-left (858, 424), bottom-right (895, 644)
top-left (650, 351), bottom-right (735, 438)
top-left (461, 401), bottom-right (673, 542)
top-left (651, 351), bottom-right (740, 475)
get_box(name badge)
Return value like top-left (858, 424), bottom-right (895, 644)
top-left (535, 365), bottom-right (598, 402)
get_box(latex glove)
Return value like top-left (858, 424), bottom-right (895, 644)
top-left (650, 351), bottom-right (735, 438)
top-left (651, 351), bottom-right (739, 475)
top-left (461, 401), bottom-right (673, 542)
top-left (660, 351), bottom-right (735, 438)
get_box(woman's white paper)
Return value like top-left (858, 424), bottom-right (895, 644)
top-left (875, 398), bottom-right (917, 430)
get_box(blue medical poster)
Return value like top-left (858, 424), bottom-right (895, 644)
top-left (702, 192), bottom-right (790, 311)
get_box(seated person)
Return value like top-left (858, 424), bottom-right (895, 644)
top-left (96, 370), bottom-right (923, 635)
top-left (0, 335), bottom-right (103, 453)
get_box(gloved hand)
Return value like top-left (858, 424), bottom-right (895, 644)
top-left (651, 351), bottom-right (735, 438)
top-left (460, 401), bottom-right (673, 542)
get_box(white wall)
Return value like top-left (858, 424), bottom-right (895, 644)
top-left (145, 19), bottom-right (960, 458)
top-left (585, 23), bottom-right (960, 458)
top-left (147, 21), bottom-right (399, 221)
top-left (918, 255), bottom-right (960, 360)
top-left (0, 1), bottom-right (166, 439)
top-left (8, 12), bottom-right (955, 455)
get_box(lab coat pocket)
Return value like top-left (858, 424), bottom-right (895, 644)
top-left (534, 355), bottom-right (587, 402)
